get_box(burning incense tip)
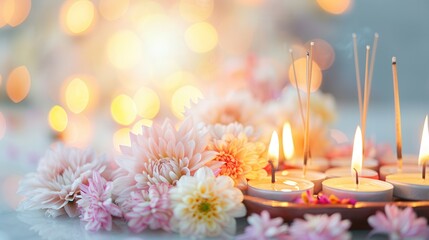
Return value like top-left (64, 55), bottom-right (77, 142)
top-left (289, 48), bottom-right (293, 53)
top-left (352, 33), bottom-right (356, 38)
top-left (366, 45), bottom-right (370, 50)
top-left (392, 56), bottom-right (397, 64)
top-left (310, 41), bottom-right (314, 46)
top-left (374, 32), bottom-right (379, 38)
top-left (306, 51), bottom-right (309, 56)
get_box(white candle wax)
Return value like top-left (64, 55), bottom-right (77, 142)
top-left (330, 157), bottom-right (379, 171)
top-left (284, 157), bottom-right (330, 172)
top-left (247, 177), bottom-right (314, 202)
top-left (322, 177), bottom-right (393, 202)
top-left (276, 170), bottom-right (326, 194)
top-left (325, 167), bottom-right (379, 179)
top-left (385, 173), bottom-right (429, 200)
top-left (379, 165), bottom-right (423, 181)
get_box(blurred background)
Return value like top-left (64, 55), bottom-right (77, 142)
top-left (1, 0), bottom-right (429, 213)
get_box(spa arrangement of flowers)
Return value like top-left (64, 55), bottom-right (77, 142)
top-left (16, 88), bottom-right (429, 239)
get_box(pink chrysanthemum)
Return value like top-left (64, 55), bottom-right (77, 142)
top-left (114, 118), bottom-right (220, 205)
top-left (77, 171), bottom-right (122, 231)
top-left (237, 210), bottom-right (288, 240)
top-left (288, 213), bottom-right (351, 240)
top-left (18, 144), bottom-right (108, 218)
top-left (368, 204), bottom-right (429, 239)
top-left (207, 123), bottom-right (267, 186)
top-left (123, 183), bottom-right (172, 233)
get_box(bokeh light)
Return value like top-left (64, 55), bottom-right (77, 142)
top-left (133, 87), bottom-right (160, 119)
top-left (64, 78), bottom-right (90, 114)
top-left (185, 22), bottom-right (218, 53)
top-left (48, 105), bottom-right (68, 132)
top-left (0, 112), bottom-right (6, 140)
top-left (162, 71), bottom-right (196, 92)
top-left (6, 65), bottom-right (31, 103)
top-left (179, 0), bottom-right (213, 22)
top-left (62, 115), bottom-right (93, 148)
top-left (60, 0), bottom-right (96, 35)
top-left (131, 118), bottom-right (153, 134)
top-left (98, 0), bottom-right (129, 21)
top-left (171, 85), bottom-right (203, 119)
top-left (288, 57), bottom-right (323, 92)
top-left (111, 94), bottom-right (137, 125)
top-left (316, 0), bottom-right (352, 15)
top-left (113, 128), bottom-right (131, 152)
top-left (235, 0), bottom-right (266, 6)
top-left (307, 39), bottom-right (335, 70)
top-left (0, 0), bottom-right (31, 27)
top-left (106, 30), bottom-right (142, 69)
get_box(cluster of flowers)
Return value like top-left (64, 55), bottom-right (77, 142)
top-left (294, 190), bottom-right (357, 205)
top-left (239, 206), bottom-right (429, 240)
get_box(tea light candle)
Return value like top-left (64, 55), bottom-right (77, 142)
top-left (385, 116), bottom-right (429, 200)
top-left (277, 169), bottom-right (326, 193)
top-left (322, 126), bottom-right (393, 202)
top-left (248, 176), bottom-right (314, 201)
top-left (323, 177), bottom-right (393, 202)
top-left (247, 131), bottom-right (314, 201)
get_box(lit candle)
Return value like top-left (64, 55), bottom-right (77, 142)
top-left (326, 128), bottom-right (379, 178)
top-left (386, 116), bottom-right (429, 200)
top-left (277, 122), bottom-right (326, 193)
top-left (247, 131), bottom-right (314, 201)
top-left (322, 126), bottom-right (393, 202)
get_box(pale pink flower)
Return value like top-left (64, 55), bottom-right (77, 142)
top-left (18, 144), bottom-right (108, 218)
top-left (123, 183), bottom-right (172, 233)
top-left (185, 90), bottom-right (265, 129)
top-left (237, 210), bottom-right (288, 240)
top-left (207, 123), bottom-right (267, 186)
top-left (288, 213), bottom-right (351, 240)
top-left (113, 117), bottom-right (220, 206)
top-left (77, 171), bottom-right (122, 231)
top-left (368, 204), bottom-right (429, 239)
top-left (170, 167), bottom-right (246, 238)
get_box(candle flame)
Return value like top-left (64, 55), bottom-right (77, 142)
top-left (282, 122), bottom-right (294, 160)
top-left (351, 126), bottom-right (363, 175)
top-left (418, 115), bottom-right (429, 166)
top-left (268, 131), bottom-right (279, 169)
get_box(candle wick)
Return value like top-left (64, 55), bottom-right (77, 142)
top-left (269, 160), bottom-right (276, 183)
top-left (353, 168), bottom-right (359, 187)
top-left (423, 162), bottom-right (426, 180)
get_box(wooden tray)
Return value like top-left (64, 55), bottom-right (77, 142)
top-left (243, 195), bottom-right (429, 229)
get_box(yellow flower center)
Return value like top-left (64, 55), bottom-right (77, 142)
top-left (198, 202), bottom-right (211, 213)
top-left (216, 152), bottom-right (243, 179)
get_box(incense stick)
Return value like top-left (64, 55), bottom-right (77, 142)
top-left (392, 56), bottom-right (403, 171)
top-left (362, 45), bottom-right (370, 152)
top-left (303, 51), bottom-right (311, 176)
top-left (289, 49), bottom-right (305, 128)
top-left (352, 33), bottom-right (363, 120)
top-left (368, 33), bottom-right (379, 104)
top-left (309, 42), bottom-right (314, 85)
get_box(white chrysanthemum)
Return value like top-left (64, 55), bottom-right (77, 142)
top-left (185, 90), bottom-right (264, 129)
top-left (170, 167), bottom-right (246, 238)
top-left (208, 123), bottom-right (267, 186)
top-left (263, 87), bottom-right (337, 157)
top-left (114, 118), bottom-right (221, 205)
top-left (17, 144), bottom-right (107, 218)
